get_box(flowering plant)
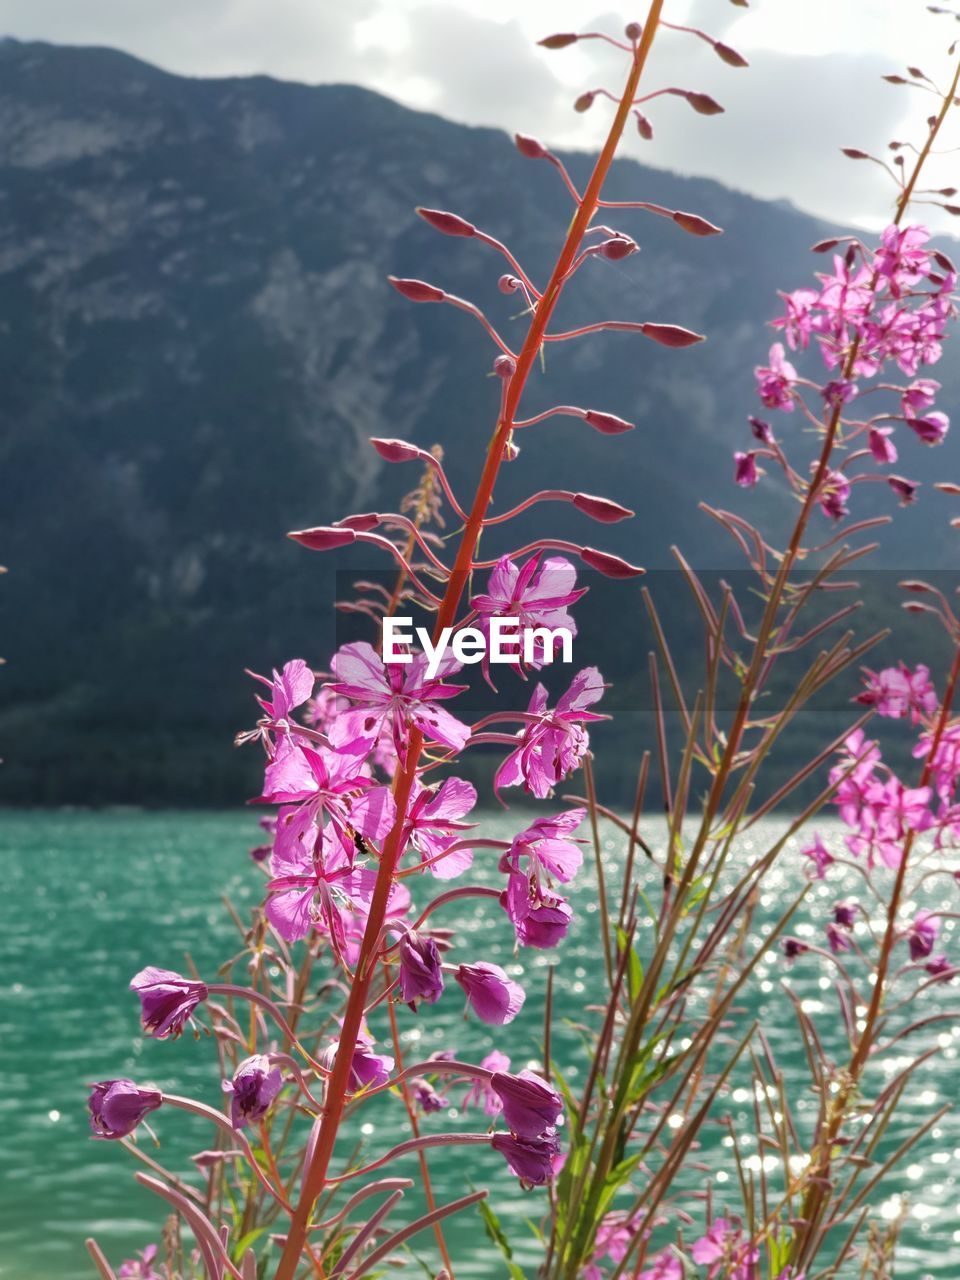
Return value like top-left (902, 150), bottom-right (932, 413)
top-left (83, 4), bottom-right (960, 1280)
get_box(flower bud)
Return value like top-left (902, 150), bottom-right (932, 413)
top-left (734, 451), bottom-right (759, 487)
top-left (572, 493), bottom-right (634, 523)
top-left (503, 438), bottom-right (521, 461)
top-left (574, 91), bottom-right (596, 113)
top-left (417, 208), bottom-right (476, 238)
top-left (684, 91), bottom-right (724, 115)
top-left (672, 210), bottom-right (723, 237)
top-left (811, 237), bottom-right (842, 253)
top-left (749, 416), bottom-right (774, 444)
top-left (398, 931), bottom-right (445, 1007)
top-left (714, 41), bottom-right (748, 67)
top-left (599, 235), bottom-right (638, 260)
top-left (336, 513), bottom-right (381, 532)
top-left (388, 276), bottom-right (445, 303)
top-left (491, 1129), bottom-right (561, 1185)
top-left (515, 133), bottom-right (548, 159)
top-left (634, 111), bottom-right (654, 140)
top-left (88, 1079), bottom-right (162, 1139)
top-left (224, 1054), bottom-right (282, 1129)
top-left (539, 32), bottom-right (579, 49)
top-left (888, 475), bottom-right (919, 506)
top-left (584, 409), bottom-right (635, 435)
top-left (455, 961), bottom-right (525, 1025)
top-left (371, 437), bottom-right (422, 463)
top-left (130, 967), bottom-right (208, 1039)
top-left (287, 526), bottom-right (358, 551)
top-left (493, 354), bottom-right (516, 379)
top-left (498, 274), bottom-right (521, 294)
top-left (641, 322), bottom-right (705, 348)
top-left (579, 547), bottom-right (645, 578)
top-left (490, 1069), bottom-right (563, 1137)
top-left (625, 22), bottom-right (643, 40)
top-left (841, 147), bottom-right (870, 160)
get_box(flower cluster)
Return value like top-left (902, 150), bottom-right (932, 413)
top-left (736, 225), bottom-right (957, 520)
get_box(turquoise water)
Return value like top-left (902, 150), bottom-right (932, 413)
top-left (0, 811), bottom-right (958, 1279)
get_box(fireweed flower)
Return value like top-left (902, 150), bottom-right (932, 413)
top-left (638, 1253), bottom-right (683, 1280)
top-left (782, 937), bottom-right (810, 962)
top-left (463, 1049), bottom-right (511, 1116)
top-left (734, 451), bottom-right (760, 487)
top-left (499, 809), bottom-right (585, 948)
top-left (88, 1079), bottom-right (162, 1140)
top-left (403, 776), bottom-right (477, 878)
top-left (826, 922), bottom-right (853, 954)
top-left (455, 961), bottom-right (525, 1024)
top-left (491, 1128), bottom-right (562, 1185)
top-left (328, 640), bottom-right (470, 758)
top-left (856, 663), bottom-right (937, 722)
top-left (130, 967), bottom-right (208, 1039)
top-left (908, 909), bottom-right (939, 961)
top-left (412, 1077), bottom-right (448, 1113)
top-left (223, 1055), bottom-right (283, 1129)
top-left (754, 342), bottom-right (797, 410)
top-left (322, 1023), bottom-right (395, 1094)
top-left (489, 1069), bottom-right (563, 1138)
top-left (801, 833), bottom-right (834, 879)
top-left (868, 426), bottom-right (897, 463)
top-left (691, 1217), bottom-right (759, 1279)
top-left (470, 554), bottom-right (585, 675)
top-left (397, 930), bottom-right (444, 1007)
top-left (495, 668), bottom-right (606, 799)
top-left (118, 1245), bottom-right (162, 1280)
top-left (833, 900), bottom-right (859, 929)
top-left (817, 469), bottom-right (851, 521)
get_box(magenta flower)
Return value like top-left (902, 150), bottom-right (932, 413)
top-left (833, 900), bottom-right (858, 929)
top-left (816, 469), bottom-right (851, 521)
top-left (490, 1069), bottom-right (563, 1138)
top-left (908, 909), bottom-right (939, 961)
top-left (639, 1254), bottom-right (683, 1280)
top-left (906, 410), bottom-right (949, 444)
top-left (88, 1079), bottom-right (162, 1140)
top-left (463, 1049), bottom-right (511, 1116)
top-left (329, 641), bottom-right (470, 758)
top-left (455, 961), bottom-right (525, 1024)
top-left (888, 474), bottom-right (919, 506)
top-left (691, 1218), bottom-right (758, 1279)
top-left (926, 953), bottom-right (954, 979)
top-left (826, 922), bottom-right (852, 954)
top-left (250, 659), bottom-right (314, 722)
top-left (495, 668), bottom-right (606, 799)
top-left (223, 1054), bottom-right (283, 1129)
top-left (856, 663), bottom-right (936, 722)
top-left (876, 223), bottom-right (931, 297)
top-left (404, 776), bottom-right (477, 878)
top-left (902, 377), bottom-right (941, 416)
top-left (500, 810), bottom-right (584, 948)
top-left (846, 777), bottom-right (933, 869)
top-left (491, 1128), bottom-right (562, 1185)
top-left (734, 451), bottom-right (760, 487)
top-left (801, 834), bottom-right (834, 879)
top-left (412, 1077), bottom-right (448, 1113)
top-left (118, 1245), bottom-right (162, 1279)
top-left (322, 1023), bottom-right (395, 1094)
top-left (130, 967), bottom-right (208, 1039)
top-left (772, 287), bottom-right (820, 350)
top-left (397, 931), bottom-right (445, 1007)
top-left (868, 426), bottom-right (897, 464)
top-left (471, 554), bottom-right (585, 675)
top-left (755, 342), bottom-right (797, 410)
top-left (782, 937), bottom-right (810, 962)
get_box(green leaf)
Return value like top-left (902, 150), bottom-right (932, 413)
top-left (616, 926), bottom-right (644, 1001)
top-left (231, 1226), bottom-right (268, 1263)
top-left (476, 1196), bottom-right (528, 1279)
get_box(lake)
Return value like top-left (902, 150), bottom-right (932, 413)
top-left (0, 810), bottom-right (957, 1279)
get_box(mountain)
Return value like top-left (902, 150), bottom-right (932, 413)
top-left (0, 39), bottom-right (957, 805)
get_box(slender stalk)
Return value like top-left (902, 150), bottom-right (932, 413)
top-left (271, 10), bottom-right (667, 1275)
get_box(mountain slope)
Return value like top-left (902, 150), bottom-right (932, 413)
top-left (0, 39), bottom-right (957, 804)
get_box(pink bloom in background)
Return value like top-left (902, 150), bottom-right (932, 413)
top-left (455, 961), bottom-right (525, 1024)
top-left (856, 663), bottom-right (937, 722)
top-left (755, 342), bottom-right (797, 410)
top-left (802, 833), bottom-right (834, 879)
top-left (773, 287), bottom-right (820, 350)
top-left (826, 922), bottom-right (853, 954)
top-left (913, 723), bottom-right (960, 798)
top-left (845, 777), bottom-right (933, 869)
top-left (329, 640), bottom-right (470, 759)
top-left (471, 554), bottom-right (585, 674)
top-left (639, 1253), bottom-right (683, 1280)
top-left (403, 776), bottom-right (477, 878)
top-left (816, 469), bottom-right (851, 521)
top-left (902, 377), bottom-right (941, 416)
top-left (691, 1217), bottom-right (758, 1280)
top-left (908, 909), bottom-right (940, 961)
top-left (876, 223), bottom-right (930, 297)
top-left (496, 668), bottom-right (606, 799)
top-left (463, 1049), bottom-right (511, 1116)
top-left (500, 809), bottom-right (585, 948)
top-left (118, 1245), bottom-right (162, 1280)
top-left (130, 967), bottom-right (208, 1040)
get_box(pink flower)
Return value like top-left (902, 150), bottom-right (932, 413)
top-left (118, 1245), bottom-right (162, 1279)
top-left (329, 640), bottom-right (470, 759)
top-left (639, 1253), bottom-right (683, 1280)
top-left (130, 968), bottom-right (208, 1040)
top-left (901, 378), bottom-right (940, 416)
top-left (496, 669), bottom-right (606, 799)
top-left (772, 287), bottom-right (820, 350)
top-left (802, 834), bottom-right (834, 879)
top-left (403, 776), bottom-right (477, 878)
top-left (322, 1022), bottom-right (395, 1094)
top-left (908, 909), bottom-right (939, 960)
top-left (868, 426), bottom-right (897, 464)
top-left (875, 223), bottom-right (930, 298)
top-left (500, 810), bottom-right (585, 948)
top-left (816, 469), bottom-right (851, 521)
top-left (489, 1069), bottom-right (563, 1138)
top-left (463, 1049), bottom-right (511, 1116)
top-left (734, 451), bottom-right (760, 487)
top-left (755, 342), bottom-right (797, 410)
top-left (471, 554), bottom-right (585, 675)
top-left (906, 410), bottom-right (949, 444)
top-left (691, 1218), bottom-right (758, 1279)
top-left (856, 663), bottom-right (937, 722)
top-left (455, 961), bottom-right (525, 1024)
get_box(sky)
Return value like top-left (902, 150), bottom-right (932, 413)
top-left (1, 0), bottom-right (958, 232)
